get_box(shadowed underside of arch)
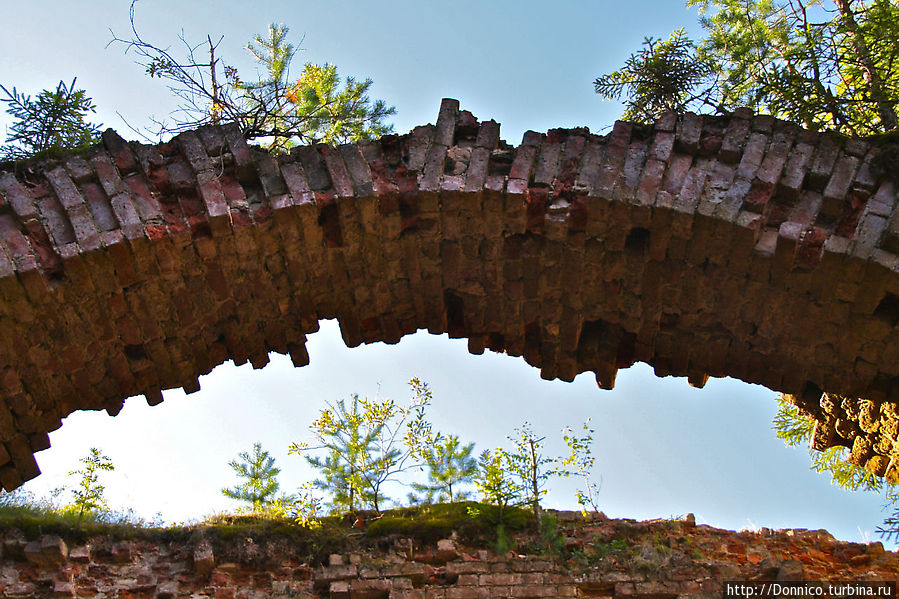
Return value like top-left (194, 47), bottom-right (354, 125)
top-left (0, 98), bottom-right (897, 489)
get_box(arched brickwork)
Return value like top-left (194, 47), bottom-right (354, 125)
top-left (0, 98), bottom-right (897, 489)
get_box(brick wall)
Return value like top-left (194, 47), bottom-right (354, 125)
top-left (0, 99), bottom-right (897, 488)
top-left (1, 511), bottom-right (897, 598)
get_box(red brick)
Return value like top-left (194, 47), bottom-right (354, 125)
top-left (102, 129), bottom-right (138, 174)
top-left (340, 145), bottom-right (374, 196)
top-left (44, 166), bottom-right (85, 210)
top-left (636, 158), bottom-right (665, 205)
top-left (508, 144), bottom-right (538, 181)
top-left (662, 153), bottom-right (692, 196)
top-left (0, 172), bottom-right (39, 219)
top-left (435, 98), bottom-right (460, 147)
top-left (675, 112), bottom-right (702, 154)
top-left (533, 142), bottom-right (561, 187)
top-left (476, 119), bottom-right (501, 148)
top-left (90, 153), bottom-right (130, 197)
top-left (0, 214), bottom-right (38, 272)
top-left (822, 155), bottom-right (860, 218)
top-left (196, 171), bottom-right (230, 221)
top-left (736, 132), bottom-right (768, 180)
top-left (222, 123), bottom-right (256, 184)
top-left (777, 141), bottom-right (815, 200)
top-left (177, 130), bottom-right (213, 172)
top-left (67, 203), bottom-right (102, 252)
top-left (808, 135), bottom-right (841, 191)
top-left (720, 113), bottom-right (751, 163)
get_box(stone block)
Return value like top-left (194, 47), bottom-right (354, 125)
top-left (40, 535), bottom-right (68, 565)
top-left (156, 581), bottom-right (179, 599)
top-left (194, 543), bottom-right (215, 577)
top-left (350, 579), bottom-right (391, 599)
top-left (437, 539), bottom-right (459, 563)
top-left (111, 540), bottom-right (132, 563)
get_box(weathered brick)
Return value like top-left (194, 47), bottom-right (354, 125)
top-left (435, 98), bottom-right (460, 147)
top-left (807, 135), bottom-right (841, 191)
top-left (719, 114), bottom-right (751, 163)
top-left (476, 119), bottom-right (501, 149)
top-left (675, 112), bottom-right (702, 154)
top-left (0, 98), bottom-right (895, 499)
top-left (340, 145), bottom-right (374, 197)
top-left (822, 155), bottom-right (860, 218)
top-left (177, 130), bottom-right (213, 172)
top-left (0, 173), bottom-right (39, 219)
top-left (101, 129), bottom-right (138, 174)
top-left (222, 123), bottom-right (257, 183)
top-left (445, 587), bottom-right (487, 599)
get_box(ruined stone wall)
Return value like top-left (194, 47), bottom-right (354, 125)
top-left (0, 99), bottom-right (897, 488)
top-left (1, 512), bottom-right (897, 598)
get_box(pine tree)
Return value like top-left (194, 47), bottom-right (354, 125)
top-left (474, 448), bottom-right (524, 530)
top-left (596, 0), bottom-right (899, 135)
top-left (68, 448), bottom-right (114, 519)
top-left (289, 379), bottom-right (436, 513)
top-left (222, 442), bottom-right (282, 513)
top-left (110, 14), bottom-right (395, 146)
top-left (0, 78), bottom-right (102, 160)
top-left (294, 395), bottom-right (377, 513)
top-left (411, 434), bottom-right (478, 503)
top-left (594, 29), bottom-right (715, 122)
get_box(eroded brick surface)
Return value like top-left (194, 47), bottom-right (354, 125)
top-left (0, 100), bottom-right (898, 487)
top-left (0, 514), bottom-right (896, 598)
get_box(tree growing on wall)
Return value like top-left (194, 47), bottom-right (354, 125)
top-left (222, 442), bottom-right (284, 513)
top-left (559, 419), bottom-right (602, 515)
top-left (410, 434), bottom-right (478, 504)
top-left (594, 28), bottom-right (716, 122)
top-left (474, 449), bottom-right (524, 514)
top-left (596, 0), bottom-right (899, 135)
top-left (67, 448), bottom-right (115, 519)
top-left (289, 378), bottom-right (437, 513)
top-left (0, 78), bottom-right (102, 160)
top-left (110, 5), bottom-right (395, 148)
top-left (505, 423), bottom-right (557, 526)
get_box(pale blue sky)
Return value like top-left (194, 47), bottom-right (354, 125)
top-left (0, 0), bottom-right (891, 544)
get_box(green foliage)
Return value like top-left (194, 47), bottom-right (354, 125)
top-left (290, 482), bottom-right (323, 529)
top-left (773, 395), bottom-right (899, 541)
top-left (289, 378), bottom-right (437, 513)
top-left (537, 513), bottom-right (566, 557)
top-left (0, 78), bottom-right (102, 160)
top-left (473, 421), bottom-right (601, 527)
top-left (596, 538), bottom-right (630, 558)
top-left (494, 523), bottom-right (513, 554)
top-left (505, 423), bottom-right (557, 524)
top-left (597, 0), bottom-right (899, 134)
top-left (283, 62), bottom-right (395, 147)
top-left (111, 10), bottom-right (395, 147)
top-left (474, 448), bottom-right (524, 513)
top-left (292, 393), bottom-right (375, 512)
top-left (260, 481), bottom-right (322, 529)
top-left (0, 488), bottom-right (164, 541)
top-left (559, 420), bottom-right (602, 515)
top-left (773, 397), bottom-right (883, 491)
top-left (410, 434), bottom-right (478, 504)
top-left (594, 28), bottom-right (716, 122)
top-left (222, 442), bottom-right (284, 513)
top-left (67, 448), bottom-right (115, 519)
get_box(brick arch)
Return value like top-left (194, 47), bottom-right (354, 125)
top-left (0, 98), bottom-right (897, 489)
